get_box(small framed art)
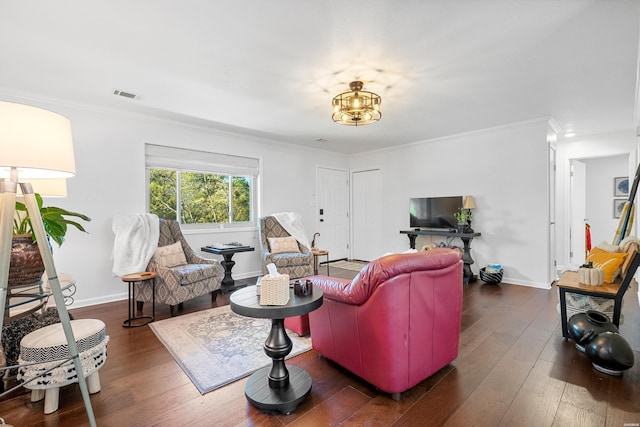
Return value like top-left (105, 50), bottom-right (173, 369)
top-left (614, 176), bottom-right (629, 197)
top-left (613, 199), bottom-right (626, 219)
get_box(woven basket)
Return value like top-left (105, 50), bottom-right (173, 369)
top-left (259, 274), bottom-right (290, 306)
top-left (480, 267), bottom-right (503, 284)
top-left (9, 236), bottom-right (45, 288)
top-left (563, 292), bottom-right (618, 323)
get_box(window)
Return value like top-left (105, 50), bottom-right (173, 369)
top-left (145, 144), bottom-right (258, 228)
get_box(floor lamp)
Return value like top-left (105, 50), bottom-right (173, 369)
top-left (0, 101), bottom-right (96, 426)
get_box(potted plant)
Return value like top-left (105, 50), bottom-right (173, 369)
top-left (453, 207), bottom-right (471, 233)
top-left (9, 193), bottom-right (90, 287)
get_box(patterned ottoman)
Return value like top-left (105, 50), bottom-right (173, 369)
top-left (18, 319), bottom-right (109, 414)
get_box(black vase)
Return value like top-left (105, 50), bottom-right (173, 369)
top-left (584, 331), bottom-right (635, 376)
top-left (567, 310), bottom-right (618, 352)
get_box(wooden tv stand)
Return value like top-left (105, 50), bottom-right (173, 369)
top-left (400, 229), bottom-right (481, 283)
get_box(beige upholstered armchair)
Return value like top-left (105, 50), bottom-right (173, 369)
top-left (258, 216), bottom-right (313, 279)
top-left (136, 219), bottom-right (223, 316)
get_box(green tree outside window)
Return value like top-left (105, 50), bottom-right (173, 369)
top-left (149, 169), bottom-right (177, 220)
top-left (149, 168), bottom-right (252, 225)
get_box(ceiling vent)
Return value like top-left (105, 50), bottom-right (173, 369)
top-left (113, 89), bottom-right (140, 100)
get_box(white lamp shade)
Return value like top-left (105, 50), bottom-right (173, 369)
top-left (17, 178), bottom-right (68, 197)
top-left (463, 195), bottom-right (476, 209)
top-left (0, 101), bottom-right (75, 178)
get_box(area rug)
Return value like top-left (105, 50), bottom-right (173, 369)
top-left (149, 305), bottom-right (311, 394)
top-left (329, 260), bottom-right (368, 272)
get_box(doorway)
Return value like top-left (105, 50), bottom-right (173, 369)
top-left (549, 145), bottom-right (557, 281)
top-left (570, 159), bottom-right (587, 265)
top-left (351, 169), bottom-right (382, 261)
top-left (316, 167), bottom-right (349, 260)
top-left (569, 154), bottom-right (631, 266)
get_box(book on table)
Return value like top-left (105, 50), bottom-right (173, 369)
top-left (207, 242), bottom-right (250, 249)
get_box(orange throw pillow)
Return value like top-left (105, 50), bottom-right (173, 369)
top-left (585, 247), bottom-right (627, 283)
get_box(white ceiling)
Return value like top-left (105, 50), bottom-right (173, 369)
top-left (1, 1), bottom-right (639, 154)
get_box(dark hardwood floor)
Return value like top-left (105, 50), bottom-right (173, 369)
top-left (1, 267), bottom-right (639, 426)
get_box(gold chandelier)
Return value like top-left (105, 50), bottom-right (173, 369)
top-left (332, 81), bottom-right (381, 126)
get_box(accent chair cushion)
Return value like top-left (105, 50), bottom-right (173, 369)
top-left (271, 252), bottom-right (311, 268)
top-left (170, 263), bottom-right (220, 285)
top-left (154, 241), bottom-right (188, 267)
top-left (268, 236), bottom-right (300, 254)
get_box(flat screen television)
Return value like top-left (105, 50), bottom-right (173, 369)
top-left (409, 196), bottom-right (462, 229)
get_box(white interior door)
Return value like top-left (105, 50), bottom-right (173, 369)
top-left (352, 169), bottom-right (382, 261)
top-left (570, 159), bottom-right (587, 265)
top-left (316, 167), bottom-right (349, 260)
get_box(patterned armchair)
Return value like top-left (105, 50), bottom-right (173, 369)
top-left (258, 216), bottom-right (313, 279)
top-left (136, 219), bottom-right (223, 316)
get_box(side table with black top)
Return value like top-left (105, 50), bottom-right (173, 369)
top-left (230, 285), bottom-right (323, 414)
top-left (201, 245), bottom-right (255, 293)
top-left (121, 272), bottom-right (155, 327)
top-left (400, 229), bottom-right (481, 284)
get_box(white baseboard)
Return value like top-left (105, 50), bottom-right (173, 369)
top-left (69, 292), bottom-right (128, 309)
top-left (69, 272), bottom-right (263, 309)
top-left (231, 270), bottom-right (262, 280)
top-left (499, 277), bottom-right (552, 289)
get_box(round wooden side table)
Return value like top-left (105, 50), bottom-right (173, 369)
top-left (121, 272), bottom-right (156, 327)
top-left (230, 285), bottom-right (323, 414)
top-left (311, 249), bottom-right (329, 275)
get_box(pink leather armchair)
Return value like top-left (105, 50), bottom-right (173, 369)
top-left (308, 249), bottom-right (463, 398)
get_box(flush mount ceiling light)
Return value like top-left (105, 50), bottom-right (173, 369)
top-left (332, 81), bottom-right (381, 126)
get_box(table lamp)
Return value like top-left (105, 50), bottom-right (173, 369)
top-left (463, 195), bottom-right (476, 232)
top-left (0, 101), bottom-right (96, 426)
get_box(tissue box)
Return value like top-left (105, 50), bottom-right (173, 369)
top-left (259, 274), bottom-right (290, 305)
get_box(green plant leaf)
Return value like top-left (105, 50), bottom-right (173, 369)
top-left (13, 193), bottom-right (91, 246)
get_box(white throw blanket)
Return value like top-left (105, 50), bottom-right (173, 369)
top-left (111, 213), bottom-right (160, 277)
top-left (272, 212), bottom-right (311, 250)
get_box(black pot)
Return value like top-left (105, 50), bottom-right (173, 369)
top-left (584, 331), bottom-right (635, 376)
top-left (567, 310), bottom-right (618, 352)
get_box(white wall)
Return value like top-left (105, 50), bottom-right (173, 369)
top-left (8, 91), bottom-right (637, 305)
top-left (583, 155), bottom-right (629, 247)
top-left (349, 119), bottom-right (552, 288)
top-left (2, 94), bottom-right (347, 308)
top-left (555, 130), bottom-right (637, 268)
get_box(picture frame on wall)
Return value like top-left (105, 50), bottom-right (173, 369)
top-left (614, 176), bottom-right (629, 197)
top-left (613, 199), bottom-right (626, 219)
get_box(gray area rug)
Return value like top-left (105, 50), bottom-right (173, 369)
top-left (329, 260), bottom-right (368, 272)
top-left (149, 305), bottom-right (311, 394)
